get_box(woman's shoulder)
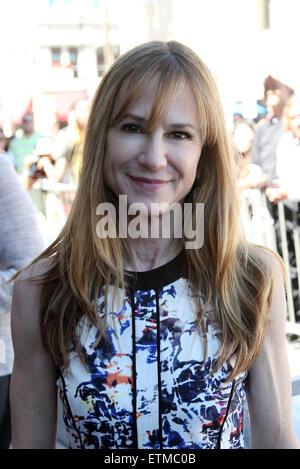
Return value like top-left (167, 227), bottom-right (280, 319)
top-left (16, 257), bottom-right (53, 284)
top-left (12, 257), bottom-right (56, 340)
top-left (251, 244), bottom-right (283, 266)
top-left (11, 260), bottom-right (50, 348)
top-left (247, 244), bottom-right (286, 287)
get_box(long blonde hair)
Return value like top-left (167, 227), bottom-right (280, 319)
top-left (25, 41), bottom-right (283, 380)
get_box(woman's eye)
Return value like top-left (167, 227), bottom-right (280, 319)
top-left (169, 131), bottom-right (191, 140)
top-left (121, 123), bottom-right (143, 133)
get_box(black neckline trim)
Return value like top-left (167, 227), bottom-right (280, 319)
top-left (125, 249), bottom-right (187, 291)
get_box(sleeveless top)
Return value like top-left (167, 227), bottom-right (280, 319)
top-left (57, 250), bottom-right (248, 449)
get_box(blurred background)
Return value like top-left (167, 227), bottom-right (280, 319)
top-left (0, 0), bottom-right (299, 136)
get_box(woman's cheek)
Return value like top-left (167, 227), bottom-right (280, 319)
top-left (109, 135), bottom-right (145, 165)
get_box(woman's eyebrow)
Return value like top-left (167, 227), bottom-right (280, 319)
top-left (122, 113), bottom-right (197, 130)
top-left (121, 113), bottom-right (147, 124)
top-left (167, 123), bottom-right (197, 130)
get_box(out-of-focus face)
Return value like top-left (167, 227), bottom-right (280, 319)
top-left (265, 89), bottom-right (282, 115)
top-left (288, 102), bottom-right (300, 139)
top-left (22, 114), bottom-right (34, 135)
top-left (265, 86), bottom-right (292, 118)
top-left (232, 122), bottom-right (254, 154)
top-left (103, 77), bottom-right (203, 214)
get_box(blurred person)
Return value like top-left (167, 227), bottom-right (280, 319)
top-left (266, 97), bottom-right (300, 204)
top-left (0, 155), bottom-right (44, 448)
top-left (52, 98), bottom-right (90, 183)
top-left (251, 75), bottom-right (294, 187)
top-left (233, 120), bottom-right (271, 246)
top-left (266, 96), bottom-right (300, 322)
top-left (22, 137), bottom-right (69, 244)
top-left (23, 136), bottom-right (75, 245)
top-left (8, 113), bottom-right (42, 174)
top-left (22, 137), bottom-right (68, 191)
top-left (233, 120), bottom-right (267, 190)
top-left (250, 76), bottom-right (295, 288)
top-left (9, 41), bottom-right (299, 450)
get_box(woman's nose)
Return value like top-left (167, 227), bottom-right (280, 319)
top-left (138, 132), bottom-right (167, 171)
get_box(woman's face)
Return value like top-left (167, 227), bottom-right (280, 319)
top-left (104, 78), bottom-right (202, 213)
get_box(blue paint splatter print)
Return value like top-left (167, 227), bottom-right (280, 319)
top-left (57, 276), bottom-right (247, 449)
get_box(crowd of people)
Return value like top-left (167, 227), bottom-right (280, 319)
top-left (0, 41), bottom-right (299, 449)
top-left (1, 98), bottom-right (90, 190)
top-left (0, 98), bottom-right (90, 243)
top-left (232, 75), bottom-right (300, 323)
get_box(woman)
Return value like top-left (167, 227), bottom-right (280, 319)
top-left (10, 41), bottom-right (299, 449)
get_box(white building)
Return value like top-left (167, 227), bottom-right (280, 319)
top-left (32, 0), bottom-right (121, 133)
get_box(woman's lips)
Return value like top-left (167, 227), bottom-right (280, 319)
top-left (129, 175), bottom-right (171, 190)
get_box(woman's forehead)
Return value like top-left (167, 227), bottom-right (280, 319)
top-left (115, 75), bottom-right (159, 109)
top-left (112, 73), bottom-right (200, 126)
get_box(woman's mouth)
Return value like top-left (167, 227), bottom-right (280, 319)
top-left (129, 175), bottom-right (171, 190)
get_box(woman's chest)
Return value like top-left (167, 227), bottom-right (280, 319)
top-left (57, 280), bottom-right (246, 449)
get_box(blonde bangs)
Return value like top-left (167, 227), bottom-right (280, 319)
top-left (110, 68), bottom-right (185, 132)
top-left (109, 60), bottom-right (213, 143)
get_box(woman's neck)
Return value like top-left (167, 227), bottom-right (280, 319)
top-left (123, 237), bottom-right (184, 272)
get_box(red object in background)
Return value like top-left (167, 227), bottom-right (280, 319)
top-left (45, 90), bottom-right (88, 122)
